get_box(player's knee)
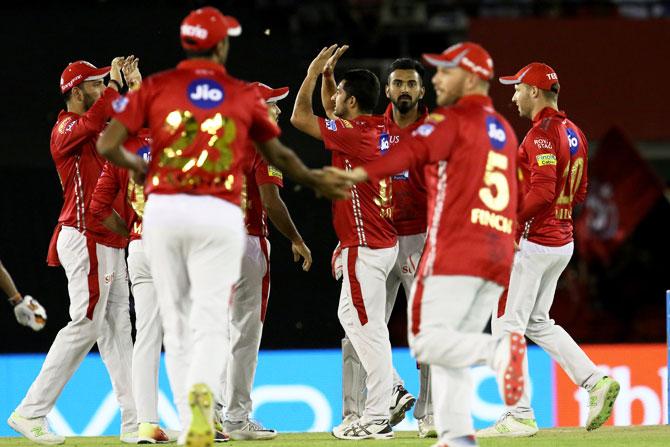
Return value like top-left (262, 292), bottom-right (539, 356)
top-left (525, 318), bottom-right (553, 339)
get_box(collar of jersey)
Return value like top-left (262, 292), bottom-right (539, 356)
top-left (383, 103), bottom-right (429, 128)
top-left (532, 106), bottom-right (566, 124)
top-left (176, 59), bottom-right (228, 75)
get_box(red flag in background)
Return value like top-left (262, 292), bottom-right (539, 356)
top-left (575, 127), bottom-right (664, 263)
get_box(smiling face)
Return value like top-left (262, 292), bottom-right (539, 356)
top-left (431, 66), bottom-right (469, 107)
top-left (386, 69), bottom-right (424, 114)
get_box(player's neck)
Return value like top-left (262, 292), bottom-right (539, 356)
top-left (392, 106), bottom-right (420, 129)
top-left (66, 102), bottom-right (85, 116)
top-left (531, 102), bottom-right (558, 121)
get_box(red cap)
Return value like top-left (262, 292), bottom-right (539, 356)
top-left (180, 6), bottom-right (242, 51)
top-left (60, 61), bottom-right (111, 94)
top-left (499, 62), bottom-right (560, 92)
top-left (422, 42), bottom-right (494, 81)
top-left (252, 82), bottom-right (289, 103)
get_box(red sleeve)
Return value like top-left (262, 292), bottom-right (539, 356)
top-left (52, 88), bottom-right (120, 157)
top-left (517, 127), bottom-right (558, 222)
top-left (317, 117), bottom-right (364, 156)
top-left (366, 113), bottom-right (458, 181)
top-left (113, 81), bottom-right (151, 134)
top-left (248, 92), bottom-right (281, 143)
top-left (255, 159), bottom-right (284, 188)
top-left (90, 162), bottom-right (122, 222)
top-left (573, 129), bottom-right (589, 205)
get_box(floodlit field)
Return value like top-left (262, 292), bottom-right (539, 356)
top-left (2, 426), bottom-right (670, 447)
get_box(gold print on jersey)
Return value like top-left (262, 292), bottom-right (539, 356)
top-left (556, 157), bottom-right (584, 219)
top-left (127, 177), bottom-right (146, 217)
top-left (375, 178), bottom-right (393, 219)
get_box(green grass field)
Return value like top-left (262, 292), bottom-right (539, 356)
top-left (2, 426), bottom-right (670, 447)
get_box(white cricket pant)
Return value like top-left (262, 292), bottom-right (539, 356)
top-left (338, 245), bottom-right (398, 421)
top-left (127, 239), bottom-right (163, 425)
top-left (385, 232), bottom-right (425, 389)
top-left (143, 194), bottom-right (244, 431)
top-left (492, 239), bottom-right (603, 419)
top-left (222, 235), bottom-right (271, 423)
top-left (17, 226), bottom-right (136, 434)
top-left (408, 275), bottom-right (503, 439)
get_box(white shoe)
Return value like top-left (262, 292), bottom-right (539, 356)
top-left (476, 412), bottom-right (538, 438)
top-left (222, 419), bottom-right (277, 440)
top-left (586, 376), bottom-right (620, 431)
top-left (332, 418), bottom-right (393, 440)
top-left (7, 412), bottom-right (65, 445)
top-left (389, 385), bottom-right (415, 426)
top-left (332, 413), bottom-right (360, 437)
top-left (120, 431), bottom-right (139, 443)
top-left (417, 414), bottom-right (437, 438)
top-left (492, 332), bottom-right (526, 406)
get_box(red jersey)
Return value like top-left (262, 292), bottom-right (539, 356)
top-left (318, 116), bottom-right (396, 249)
top-left (245, 152), bottom-right (284, 237)
top-left (365, 95), bottom-right (518, 286)
top-left (517, 107), bottom-right (588, 246)
top-left (90, 134), bottom-right (152, 242)
top-left (49, 87), bottom-right (127, 251)
top-left (112, 59), bottom-right (280, 206)
top-left (383, 104), bottom-right (429, 236)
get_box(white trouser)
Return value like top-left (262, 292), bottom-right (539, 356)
top-left (17, 226), bottom-right (136, 434)
top-left (338, 244), bottom-right (398, 421)
top-left (492, 239), bottom-right (602, 419)
top-left (143, 194), bottom-right (244, 430)
top-left (408, 275), bottom-right (503, 439)
top-left (128, 239), bottom-right (163, 425)
top-left (222, 235), bottom-right (270, 423)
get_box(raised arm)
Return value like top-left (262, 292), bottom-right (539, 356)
top-left (321, 45), bottom-right (348, 120)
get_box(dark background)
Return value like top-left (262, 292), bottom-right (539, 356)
top-left (1, 0), bottom-right (669, 352)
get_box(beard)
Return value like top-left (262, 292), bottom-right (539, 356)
top-left (393, 94), bottom-right (418, 114)
top-left (82, 91), bottom-right (97, 111)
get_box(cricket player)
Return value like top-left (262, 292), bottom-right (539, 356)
top-left (478, 62), bottom-right (619, 438)
top-left (218, 82), bottom-right (312, 441)
top-left (96, 7), bottom-right (348, 447)
top-left (292, 45), bottom-right (399, 440)
top-left (329, 42), bottom-right (527, 447)
top-left (90, 130), bottom-right (178, 444)
top-left (8, 57), bottom-right (140, 445)
top-left (2, 259), bottom-right (47, 331)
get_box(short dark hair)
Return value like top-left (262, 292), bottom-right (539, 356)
top-left (387, 58), bottom-right (425, 86)
top-left (541, 83), bottom-right (560, 100)
top-left (341, 69), bottom-right (380, 114)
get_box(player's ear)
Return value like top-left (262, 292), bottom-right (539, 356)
top-left (419, 85), bottom-right (425, 100)
top-left (385, 84), bottom-right (391, 99)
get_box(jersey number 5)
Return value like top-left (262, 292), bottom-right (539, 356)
top-left (479, 150), bottom-right (510, 212)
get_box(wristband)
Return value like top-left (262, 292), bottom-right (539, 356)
top-left (108, 79), bottom-right (122, 91)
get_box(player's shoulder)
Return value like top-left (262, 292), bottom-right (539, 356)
top-left (51, 111), bottom-right (79, 139)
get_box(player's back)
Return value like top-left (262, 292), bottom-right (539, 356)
top-left (422, 96), bottom-right (518, 286)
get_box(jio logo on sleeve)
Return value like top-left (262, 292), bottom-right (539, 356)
top-left (379, 131), bottom-right (390, 153)
top-left (187, 79), bottom-right (225, 109)
top-left (486, 115), bottom-right (507, 150)
top-left (137, 145), bottom-right (151, 162)
top-left (566, 128), bottom-right (579, 155)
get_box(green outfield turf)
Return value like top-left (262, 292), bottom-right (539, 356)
top-left (1, 426), bottom-right (670, 446)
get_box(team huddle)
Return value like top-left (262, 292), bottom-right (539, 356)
top-left (6, 5), bottom-right (621, 447)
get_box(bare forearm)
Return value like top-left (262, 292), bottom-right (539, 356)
top-left (267, 201), bottom-right (303, 243)
top-left (291, 73), bottom-right (319, 133)
top-left (0, 262), bottom-right (20, 302)
top-left (321, 74), bottom-right (336, 119)
top-left (257, 141), bottom-right (316, 188)
top-left (101, 211), bottom-right (130, 237)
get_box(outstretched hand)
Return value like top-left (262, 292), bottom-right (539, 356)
top-left (310, 168), bottom-right (353, 200)
top-left (323, 45), bottom-right (349, 78)
top-left (323, 166), bottom-right (368, 185)
top-left (122, 55), bottom-right (142, 90)
top-left (307, 44), bottom-right (338, 77)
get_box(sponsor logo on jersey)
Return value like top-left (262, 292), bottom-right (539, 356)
top-left (392, 170), bottom-right (409, 180)
top-left (180, 24), bottom-right (208, 40)
top-left (566, 128), bottom-right (579, 155)
top-left (379, 131), bottom-right (390, 153)
top-left (58, 117), bottom-right (76, 134)
top-left (136, 145), bottom-right (151, 162)
top-left (533, 138), bottom-right (553, 150)
top-left (427, 113), bottom-right (445, 123)
top-left (536, 153), bottom-right (557, 166)
top-left (268, 165), bottom-right (283, 179)
top-left (414, 123), bottom-right (435, 137)
top-left (486, 115), bottom-right (507, 150)
top-left (341, 119), bottom-right (353, 128)
top-left (325, 119), bottom-right (337, 131)
top-left (188, 79), bottom-right (225, 109)
top-left (112, 96), bottom-right (129, 113)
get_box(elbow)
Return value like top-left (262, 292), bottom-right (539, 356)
top-left (96, 137), bottom-right (112, 157)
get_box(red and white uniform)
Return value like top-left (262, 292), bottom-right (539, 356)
top-left (493, 107), bottom-right (602, 420)
top-left (222, 153), bottom-right (283, 423)
top-left (17, 87), bottom-right (137, 435)
top-left (365, 94), bottom-right (519, 438)
top-left (319, 115), bottom-right (399, 421)
top-left (113, 58), bottom-right (280, 428)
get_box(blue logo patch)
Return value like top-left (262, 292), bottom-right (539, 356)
top-left (566, 128), bottom-right (579, 155)
top-left (187, 79), bottom-right (225, 109)
top-left (393, 170), bottom-right (409, 180)
top-left (486, 116), bottom-right (507, 150)
top-left (379, 131), bottom-right (390, 153)
top-left (112, 96), bottom-right (129, 113)
top-left (325, 119), bottom-right (337, 131)
top-left (136, 145), bottom-right (151, 162)
top-left (414, 123), bottom-right (435, 137)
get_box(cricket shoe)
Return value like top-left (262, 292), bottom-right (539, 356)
top-left (183, 383), bottom-right (215, 447)
top-left (586, 376), bottom-right (620, 431)
top-left (7, 412), bottom-right (65, 445)
top-left (389, 384), bottom-right (416, 426)
top-left (332, 413), bottom-right (360, 438)
top-left (431, 434), bottom-right (477, 447)
top-left (417, 414), bottom-right (437, 438)
top-left (492, 332), bottom-right (526, 406)
top-left (213, 409), bottom-right (230, 442)
top-left (223, 419), bottom-right (277, 440)
top-left (476, 412), bottom-right (538, 438)
top-left (332, 418), bottom-right (393, 440)
top-left (137, 422), bottom-right (171, 444)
